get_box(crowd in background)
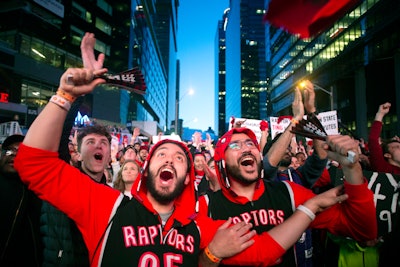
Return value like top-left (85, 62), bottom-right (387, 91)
top-left (47, 100), bottom-right (398, 266)
top-left (0, 79), bottom-right (400, 266)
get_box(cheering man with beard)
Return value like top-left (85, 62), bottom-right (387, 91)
top-left (199, 85), bottom-right (377, 266)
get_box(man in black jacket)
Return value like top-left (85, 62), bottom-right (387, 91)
top-left (0, 134), bottom-right (43, 267)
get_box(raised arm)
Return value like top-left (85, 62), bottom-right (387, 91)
top-left (23, 68), bottom-right (107, 151)
top-left (130, 127), bottom-right (143, 145)
top-left (368, 102), bottom-right (394, 172)
top-left (300, 80), bottom-right (328, 161)
top-left (374, 102), bottom-right (391, 122)
top-left (259, 120), bottom-right (269, 154)
top-left (266, 87), bottom-right (304, 167)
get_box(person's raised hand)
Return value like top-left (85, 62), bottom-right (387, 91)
top-left (205, 133), bottom-right (212, 147)
top-left (325, 135), bottom-right (360, 168)
top-left (300, 80), bottom-right (316, 114)
top-left (378, 102), bottom-right (392, 116)
top-left (110, 135), bottom-right (119, 162)
top-left (133, 127), bottom-right (141, 137)
top-left (60, 68), bottom-right (107, 98)
top-left (80, 32), bottom-right (105, 70)
top-left (193, 131), bottom-right (202, 147)
top-left (292, 87), bottom-right (305, 121)
top-left (234, 119), bottom-right (246, 128)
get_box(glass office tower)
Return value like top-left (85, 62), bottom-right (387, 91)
top-left (223, 0), bottom-right (267, 133)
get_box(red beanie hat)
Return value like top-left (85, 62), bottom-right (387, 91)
top-left (214, 127), bottom-right (259, 162)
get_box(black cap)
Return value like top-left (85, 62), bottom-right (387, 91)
top-left (2, 134), bottom-right (24, 149)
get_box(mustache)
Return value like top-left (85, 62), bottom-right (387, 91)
top-left (238, 151), bottom-right (256, 161)
top-left (157, 164), bottom-right (177, 176)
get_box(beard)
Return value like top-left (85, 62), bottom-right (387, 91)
top-left (146, 170), bottom-right (186, 204)
top-left (225, 160), bottom-right (262, 185)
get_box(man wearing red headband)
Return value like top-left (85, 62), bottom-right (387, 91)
top-left (200, 122), bottom-right (377, 266)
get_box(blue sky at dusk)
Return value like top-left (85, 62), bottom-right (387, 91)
top-left (177, 0), bottom-right (229, 131)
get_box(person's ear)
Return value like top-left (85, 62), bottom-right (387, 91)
top-left (184, 173), bottom-right (190, 185)
top-left (77, 152), bottom-right (83, 161)
top-left (384, 152), bottom-right (391, 159)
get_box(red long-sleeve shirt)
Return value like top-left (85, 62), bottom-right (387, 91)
top-left (368, 120), bottom-right (400, 174)
top-left (15, 144), bottom-right (289, 266)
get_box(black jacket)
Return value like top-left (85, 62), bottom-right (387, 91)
top-left (0, 172), bottom-right (43, 267)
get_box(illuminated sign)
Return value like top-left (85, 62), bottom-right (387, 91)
top-left (0, 93), bottom-right (9, 103)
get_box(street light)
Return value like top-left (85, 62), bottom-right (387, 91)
top-left (299, 81), bottom-right (333, 111)
top-left (175, 88), bottom-right (194, 135)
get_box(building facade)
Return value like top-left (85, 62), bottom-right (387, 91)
top-left (216, 0), bottom-right (399, 139)
top-left (130, 0), bottom-right (178, 133)
top-left (265, 0), bottom-right (400, 139)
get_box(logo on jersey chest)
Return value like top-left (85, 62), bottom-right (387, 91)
top-left (122, 224), bottom-right (195, 253)
top-left (231, 208), bottom-right (285, 226)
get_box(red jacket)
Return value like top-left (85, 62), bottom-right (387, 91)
top-left (15, 143), bottom-right (292, 266)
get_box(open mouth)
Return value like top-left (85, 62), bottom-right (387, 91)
top-left (240, 156), bottom-right (255, 166)
top-left (94, 153), bottom-right (103, 160)
top-left (160, 168), bottom-right (174, 181)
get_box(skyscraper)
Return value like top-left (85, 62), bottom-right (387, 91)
top-left (215, 8), bottom-right (228, 136)
top-left (218, 0), bottom-right (267, 135)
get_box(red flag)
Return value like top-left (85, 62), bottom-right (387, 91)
top-left (263, 0), bottom-right (360, 38)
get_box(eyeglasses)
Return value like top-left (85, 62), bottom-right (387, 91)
top-left (2, 147), bottom-right (18, 156)
top-left (228, 140), bottom-right (256, 150)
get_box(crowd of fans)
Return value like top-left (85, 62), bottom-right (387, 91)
top-left (1, 31), bottom-right (398, 267)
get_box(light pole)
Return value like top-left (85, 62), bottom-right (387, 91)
top-left (175, 88), bottom-right (194, 135)
top-left (312, 83), bottom-right (333, 111)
